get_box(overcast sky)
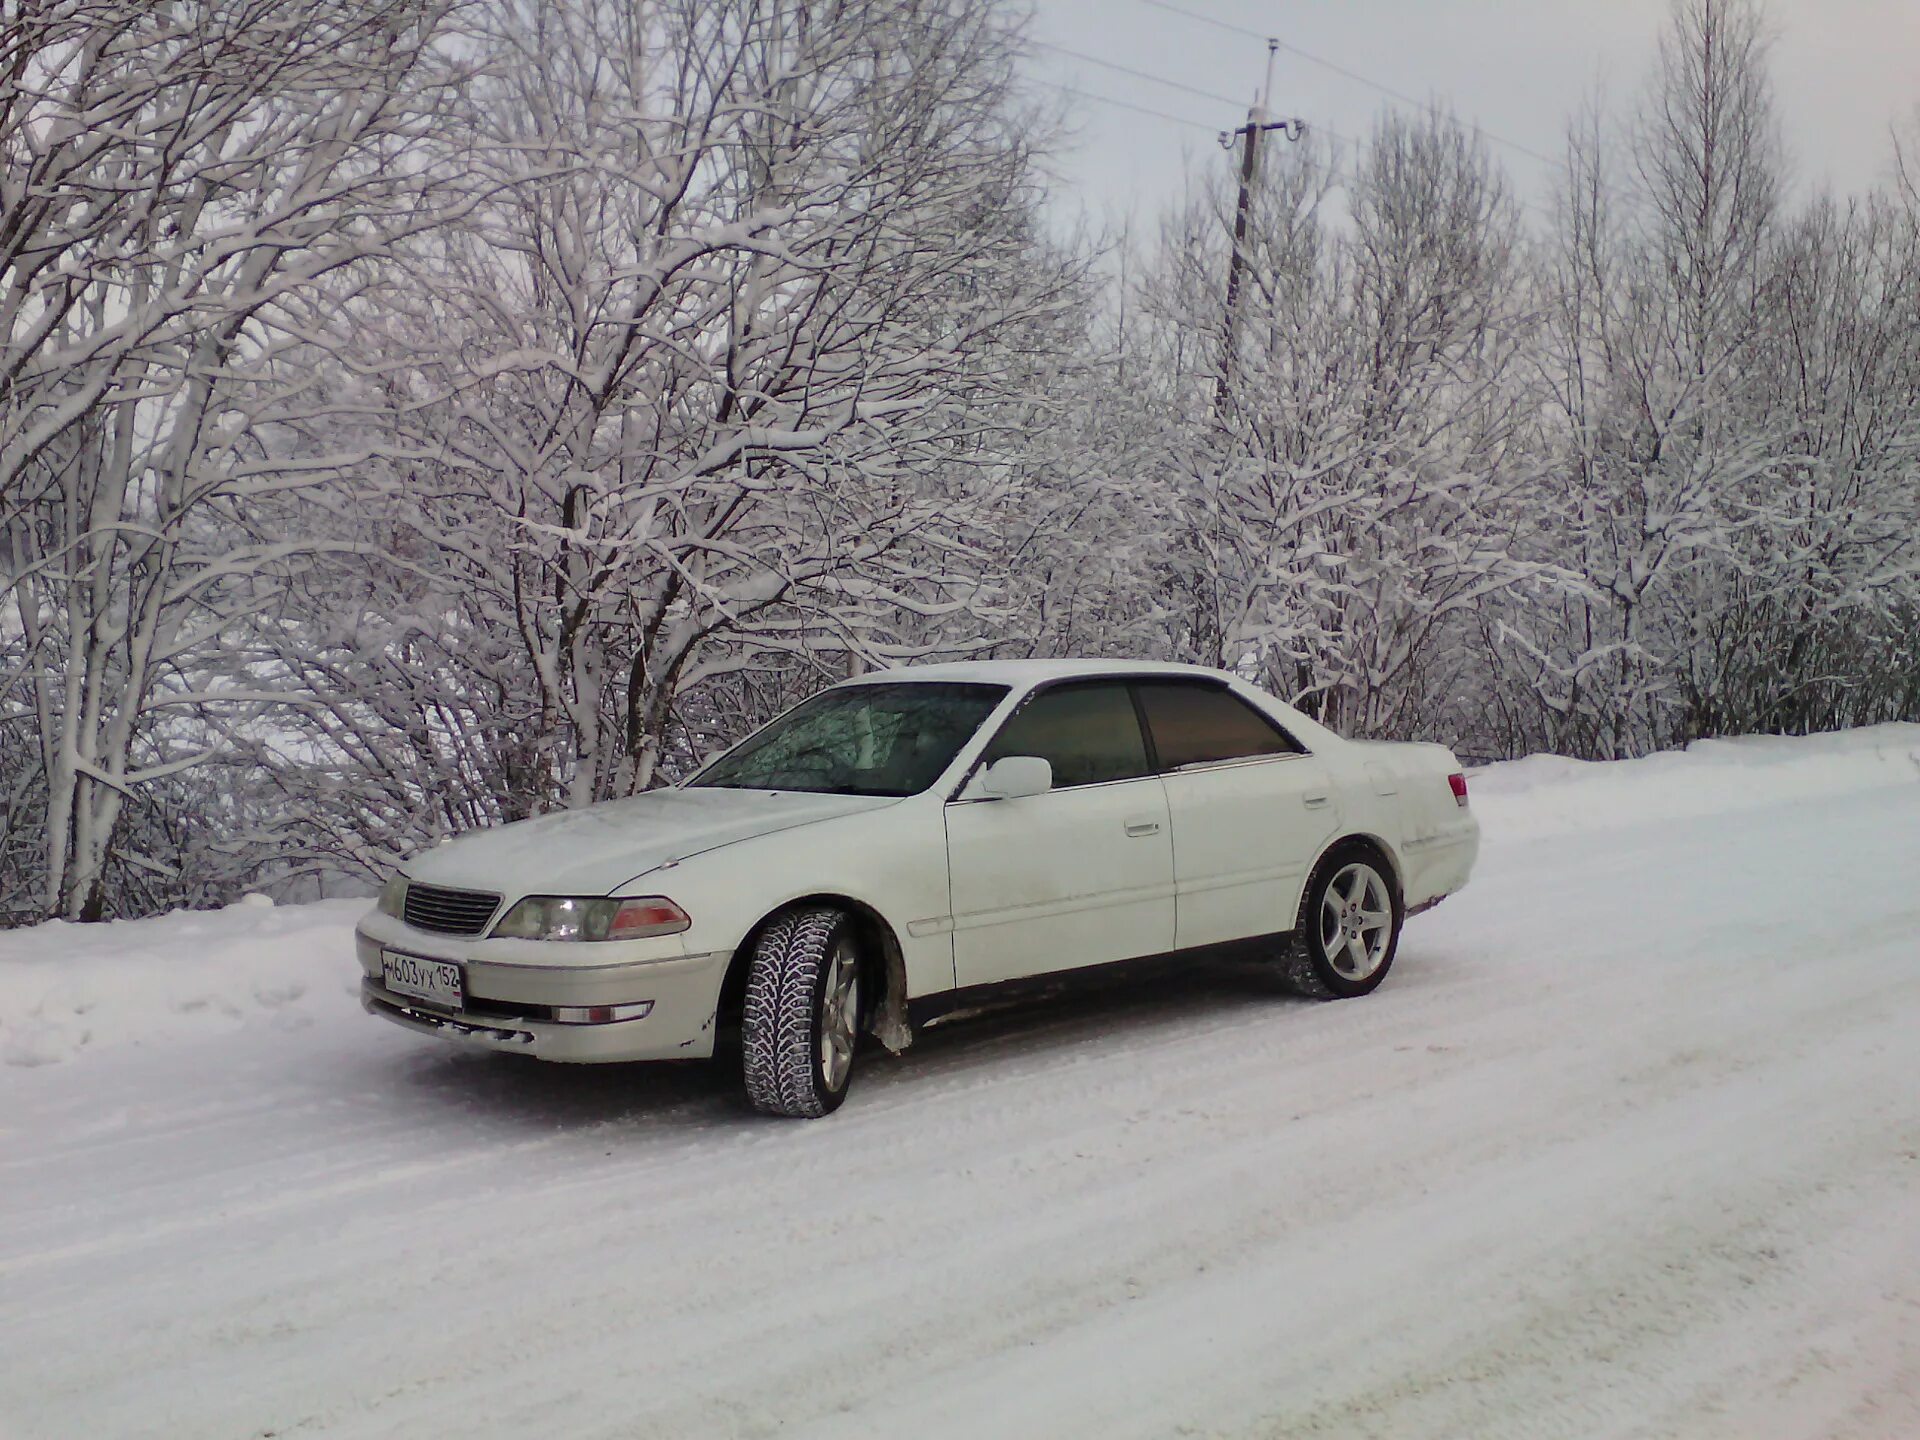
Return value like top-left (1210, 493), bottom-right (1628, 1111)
top-left (1024, 0), bottom-right (1920, 233)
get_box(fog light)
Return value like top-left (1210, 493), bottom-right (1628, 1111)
top-left (548, 1000), bottom-right (654, 1025)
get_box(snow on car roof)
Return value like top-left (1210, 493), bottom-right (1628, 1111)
top-left (844, 658), bottom-right (1231, 687)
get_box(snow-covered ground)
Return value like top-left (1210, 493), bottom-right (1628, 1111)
top-left (3, 726), bottom-right (1918, 1439)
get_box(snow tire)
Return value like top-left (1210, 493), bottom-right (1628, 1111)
top-left (742, 906), bottom-right (861, 1118)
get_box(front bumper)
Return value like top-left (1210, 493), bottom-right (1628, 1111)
top-left (355, 920), bottom-right (733, 1063)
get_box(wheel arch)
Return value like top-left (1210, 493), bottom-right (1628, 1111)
top-left (1311, 832), bottom-right (1404, 907)
top-left (719, 893), bottom-right (913, 1053)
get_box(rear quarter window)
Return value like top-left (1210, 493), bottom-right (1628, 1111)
top-left (1135, 681), bottom-right (1303, 770)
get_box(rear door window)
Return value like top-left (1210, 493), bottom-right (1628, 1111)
top-left (1135, 681), bottom-right (1303, 770)
top-left (980, 683), bottom-right (1151, 789)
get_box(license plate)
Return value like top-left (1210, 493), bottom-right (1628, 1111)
top-left (381, 950), bottom-right (463, 1008)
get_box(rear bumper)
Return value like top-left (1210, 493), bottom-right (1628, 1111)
top-left (355, 923), bottom-right (732, 1062)
top-left (1401, 817), bottom-right (1480, 912)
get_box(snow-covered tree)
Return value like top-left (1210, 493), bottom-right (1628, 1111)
top-left (0, 0), bottom-right (474, 918)
top-left (239, 0), bottom-right (1092, 885)
top-left (1499, 0), bottom-right (1920, 756)
top-left (1137, 114), bottom-right (1548, 742)
top-left (5, 0), bottom-right (1918, 927)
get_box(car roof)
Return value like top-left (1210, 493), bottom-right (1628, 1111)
top-left (842, 658), bottom-right (1236, 688)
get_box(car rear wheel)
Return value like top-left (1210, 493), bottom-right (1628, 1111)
top-left (742, 906), bottom-right (862, 1118)
top-left (1278, 846), bottom-right (1402, 999)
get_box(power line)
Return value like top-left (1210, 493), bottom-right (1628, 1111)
top-left (1033, 39), bottom-right (1250, 113)
top-left (1033, 78), bottom-right (1221, 134)
top-left (1031, 42), bottom-right (1361, 169)
top-left (1139, 0), bottom-right (1258, 41)
top-left (1277, 40), bottom-right (1568, 172)
top-left (1031, 35), bottom-right (1558, 227)
top-left (1139, 0), bottom-right (1570, 173)
top-left (1036, 37), bottom-right (1350, 148)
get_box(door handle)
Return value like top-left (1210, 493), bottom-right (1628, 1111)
top-left (1124, 817), bottom-right (1162, 837)
top-left (1302, 793), bottom-right (1331, 810)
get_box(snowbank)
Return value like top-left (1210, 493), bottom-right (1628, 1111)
top-left (1470, 721), bottom-right (1920, 842)
top-left (0, 896), bottom-right (364, 1069)
top-left (4, 724), bottom-right (1918, 1070)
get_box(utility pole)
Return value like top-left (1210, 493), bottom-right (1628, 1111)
top-left (1214, 38), bottom-right (1305, 417)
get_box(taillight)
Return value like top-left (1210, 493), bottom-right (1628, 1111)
top-left (1448, 773), bottom-right (1469, 808)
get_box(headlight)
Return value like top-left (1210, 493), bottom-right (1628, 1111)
top-left (377, 875), bottom-right (408, 918)
top-left (490, 895), bottom-right (690, 942)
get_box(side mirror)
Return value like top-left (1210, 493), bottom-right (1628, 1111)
top-left (978, 755), bottom-right (1052, 800)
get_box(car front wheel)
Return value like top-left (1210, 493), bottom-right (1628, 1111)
top-left (1279, 846), bottom-right (1402, 999)
top-left (742, 906), bottom-right (863, 1118)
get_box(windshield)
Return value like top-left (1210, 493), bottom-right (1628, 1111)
top-left (688, 682), bottom-right (1008, 797)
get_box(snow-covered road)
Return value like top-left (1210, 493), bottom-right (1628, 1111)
top-left (3, 731), bottom-right (1918, 1439)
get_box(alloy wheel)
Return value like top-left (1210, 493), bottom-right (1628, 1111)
top-left (818, 940), bottom-right (860, 1091)
top-left (1319, 862), bottom-right (1393, 981)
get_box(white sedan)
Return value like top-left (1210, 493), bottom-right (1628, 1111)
top-left (355, 660), bottom-right (1479, 1117)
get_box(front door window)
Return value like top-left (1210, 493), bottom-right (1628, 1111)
top-left (979, 683), bottom-right (1150, 788)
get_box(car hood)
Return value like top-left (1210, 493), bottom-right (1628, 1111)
top-left (402, 788), bottom-right (899, 897)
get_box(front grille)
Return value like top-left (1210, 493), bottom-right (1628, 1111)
top-left (403, 882), bottom-right (502, 936)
